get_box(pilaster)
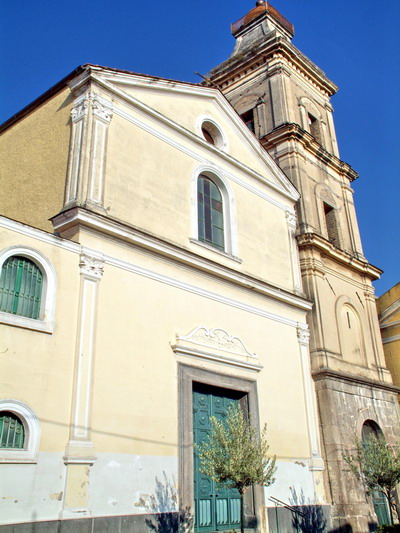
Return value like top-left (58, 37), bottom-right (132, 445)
top-left (267, 58), bottom-right (292, 128)
top-left (297, 324), bottom-right (324, 470)
top-left (286, 210), bottom-right (302, 294)
top-left (63, 252), bottom-right (104, 518)
top-left (65, 88), bottom-right (113, 213)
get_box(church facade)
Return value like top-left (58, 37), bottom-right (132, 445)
top-left (1, 3), bottom-right (398, 533)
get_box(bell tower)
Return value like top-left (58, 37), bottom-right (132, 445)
top-left (209, 2), bottom-right (400, 531)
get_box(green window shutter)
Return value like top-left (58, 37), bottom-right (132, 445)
top-left (0, 256), bottom-right (43, 319)
top-left (197, 176), bottom-right (225, 251)
top-left (0, 412), bottom-right (25, 449)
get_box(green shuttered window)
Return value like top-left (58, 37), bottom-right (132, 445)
top-left (0, 412), bottom-right (25, 449)
top-left (197, 175), bottom-right (224, 251)
top-left (0, 256), bottom-right (43, 319)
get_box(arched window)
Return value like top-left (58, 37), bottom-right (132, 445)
top-left (0, 256), bottom-right (43, 319)
top-left (197, 175), bottom-right (224, 251)
top-left (0, 412), bottom-right (25, 449)
top-left (362, 420), bottom-right (382, 442)
top-left (361, 420), bottom-right (391, 525)
top-left (0, 401), bottom-right (40, 462)
top-left (0, 247), bottom-right (56, 333)
top-left (199, 118), bottom-right (227, 150)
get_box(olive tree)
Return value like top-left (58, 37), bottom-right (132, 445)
top-left (196, 404), bottom-right (276, 533)
top-left (343, 435), bottom-right (400, 525)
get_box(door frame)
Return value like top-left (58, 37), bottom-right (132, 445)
top-left (179, 363), bottom-right (264, 531)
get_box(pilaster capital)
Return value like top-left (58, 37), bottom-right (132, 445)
top-left (285, 209), bottom-right (297, 229)
top-left (297, 324), bottom-right (310, 346)
top-left (79, 253), bottom-right (104, 279)
top-left (71, 95), bottom-right (89, 123)
top-left (92, 95), bottom-right (113, 123)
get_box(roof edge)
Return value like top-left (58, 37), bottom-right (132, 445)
top-left (0, 65), bottom-right (87, 133)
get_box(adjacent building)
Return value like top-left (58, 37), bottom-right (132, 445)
top-left (378, 283), bottom-right (400, 391)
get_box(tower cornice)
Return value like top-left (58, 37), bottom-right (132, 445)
top-left (210, 34), bottom-right (338, 98)
top-left (297, 233), bottom-right (382, 281)
top-left (260, 123), bottom-right (359, 182)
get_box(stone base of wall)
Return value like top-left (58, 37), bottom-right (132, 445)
top-left (0, 512), bottom-right (180, 533)
top-left (267, 504), bottom-right (331, 532)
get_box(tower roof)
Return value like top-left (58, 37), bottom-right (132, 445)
top-left (231, 1), bottom-right (294, 38)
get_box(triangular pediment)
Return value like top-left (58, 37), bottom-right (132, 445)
top-left (82, 66), bottom-right (299, 202)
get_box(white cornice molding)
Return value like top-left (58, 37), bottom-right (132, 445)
top-left (111, 103), bottom-right (295, 213)
top-left (172, 325), bottom-right (262, 372)
top-left (1, 215), bottom-right (310, 331)
top-left (0, 216), bottom-right (80, 254)
top-left (172, 344), bottom-right (263, 372)
top-left (51, 208), bottom-right (312, 313)
top-left (73, 69), bottom-right (299, 203)
top-left (177, 326), bottom-right (257, 358)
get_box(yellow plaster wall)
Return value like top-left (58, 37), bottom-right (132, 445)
top-left (0, 88), bottom-right (73, 232)
top-left (104, 110), bottom-right (293, 290)
top-left (0, 228), bottom-right (80, 451)
top-left (378, 283), bottom-right (400, 387)
top-left (90, 237), bottom-right (310, 459)
top-left (118, 87), bottom-right (276, 174)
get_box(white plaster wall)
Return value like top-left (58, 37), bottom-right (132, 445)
top-left (89, 453), bottom-right (178, 517)
top-left (0, 453), bottom-right (66, 524)
top-left (264, 459), bottom-right (320, 506)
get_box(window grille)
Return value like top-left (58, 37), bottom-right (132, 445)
top-left (0, 256), bottom-right (43, 319)
top-left (197, 176), bottom-right (224, 251)
top-left (0, 412), bottom-right (25, 449)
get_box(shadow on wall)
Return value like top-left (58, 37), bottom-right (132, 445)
top-left (143, 472), bottom-right (193, 533)
top-left (289, 487), bottom-right (327, 533)
top-left (329, 527), bottom-right (353, 533)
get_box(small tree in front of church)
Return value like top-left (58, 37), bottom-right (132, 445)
top-left (196, 404), bottom-right (276, 533)
top-left (343, 435), bottom-right (400, 525)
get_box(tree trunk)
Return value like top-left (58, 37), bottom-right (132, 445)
top-left (385, 489), bottom-right (394, 525)
top-left (239, 488), bottom-right (245, 533)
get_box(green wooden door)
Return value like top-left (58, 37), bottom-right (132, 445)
top-left (373, 491), bottom-right (390, 525)
top-left (193, 384), bottom-right (242, 532)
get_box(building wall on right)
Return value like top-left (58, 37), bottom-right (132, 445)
top-left (378, 283), bottom-right (400, 389)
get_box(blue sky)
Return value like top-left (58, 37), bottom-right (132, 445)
top-left (1, 0), bottom-right (399, 296)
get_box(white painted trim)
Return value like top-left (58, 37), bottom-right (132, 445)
top-left (0, 245), bottom-right (57, 333)
top-left (1, 216), bottom-right (311, 330)
top-left (51, 209), bottom-right (313, 313)
top-left (196, 115), bottom-right (229, 152)
top-left (104, 251), bottom-right (304, 329)
top-left (88, 73), bottom-right (300, 202)
top-left (68, 254), bottom-right (104, 446)
top-left (296, 327), bottom-right (323, 464)
top-left (112, 104), bottom-right (293, 214)
top-left (0, 400), bottom-right (40, 463)
top-left (177, 325), bottom-right (258, 358)
top-left (189, 239), bottom-right (242, 263)
top-left (0, 216), bottom-right (80, 254)
top-left (172, 345), bottom-right (263, 372)
top-left (286, 210), bottom-right (302, 293)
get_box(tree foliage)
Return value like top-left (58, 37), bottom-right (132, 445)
top-left (196, 404), bottom-right (276, 493)
top-left (343, 435), bottom-right (400, 524)
top-left (196, 404), bottom-right (276, 533)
